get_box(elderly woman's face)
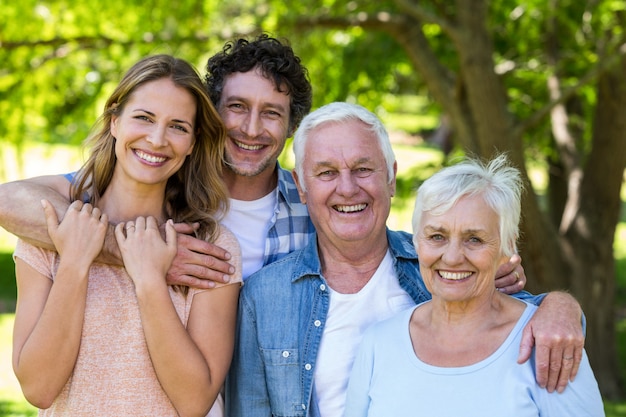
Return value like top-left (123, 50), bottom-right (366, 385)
top-left (415, 194), bottom-right (509, 303)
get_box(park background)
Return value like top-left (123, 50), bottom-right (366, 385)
top-left (1, 0), bottom-right (625, 415)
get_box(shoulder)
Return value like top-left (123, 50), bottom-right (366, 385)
top-left (214, 224), bottom-right (243, 286)
top-left (215, 224), bottom-right (241, 253)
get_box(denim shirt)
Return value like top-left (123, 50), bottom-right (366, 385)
top-left (225, 229), bottom-right (431, 417)
top-left (225, 229), bottom-right (546, 417)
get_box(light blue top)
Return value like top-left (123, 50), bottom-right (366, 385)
top-left (225, 230), bottom-right (545, 417)
top-left (344, 302), bottom-right (604, 417)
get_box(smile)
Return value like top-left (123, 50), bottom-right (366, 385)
top-left (234, 140), bottom-right (264, 151)
top-left (438, 271), bottom-right (472, 281)
top-left (334, 204), bottom-right (367, 213)
top-left (135, 149), bottom-right (167, 164)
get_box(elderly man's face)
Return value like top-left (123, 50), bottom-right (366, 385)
top-left (295, 120), bottom-right (396, 247)
top-left (415, 194), bottom-right (508, 303)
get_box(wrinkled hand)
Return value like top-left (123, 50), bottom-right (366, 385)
top-left (495, 253), bottom-right (526, 294)
top-left (517, 291), bottom-right (584, 393)
top-left (43, 199), bottom-right (107, 269)
top-left (165, 222), bottom-right (234, 289)
top-left (115, 217), bottom-right (177, 287)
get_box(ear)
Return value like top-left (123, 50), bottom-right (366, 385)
top-left (389, 161), bottom-right (398, 197)
top-left (292, 169), bottom-right (306, 204)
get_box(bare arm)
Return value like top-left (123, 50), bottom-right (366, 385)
top-left (0, 176), bottom-right (72, 250)
top-left (517, 291), bottom-right (584, 393)
top-left (12, 201), bottom-right (107, 408)
top-left (0, 176), bottom-right (234, 280)
top-left (0, 175), bottom-right (122, 264)
top-left (116, 220), bottom-right (241, 415)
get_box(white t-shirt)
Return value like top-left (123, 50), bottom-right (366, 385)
top-left (313, 250), bottom-right (416, 417)
top-left (222, 191), bottom-right (276, 280)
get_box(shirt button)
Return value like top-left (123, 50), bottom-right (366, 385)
top-left (319, 284), bottom-right (326, 291)
top-left (314, 320), bottom-right (321, 327)
top-left (301, 404), bottom-right (306, 410)
top-left (282, 351), bottom-right (290, 358)
top-left (305, 363), bottom-right (312, 371)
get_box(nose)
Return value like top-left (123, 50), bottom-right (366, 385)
top-left (336, 170), bottom-right (359, 197)
top-left (146, 124), bottom-right (167, 147)
top-left (241, 112), bottom-right (262, 138)
top-left (441, 239), bottom-right (464, 265)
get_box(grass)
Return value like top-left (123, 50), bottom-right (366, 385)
top-left (0, 141), bottom-right (625, 415)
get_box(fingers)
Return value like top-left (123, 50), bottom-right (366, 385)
top-left (165, 271), bottom-right (218, 289)
top-left (172, 221), bottom-right (199, 234)
top-left (164, 219), bottom-right (177, 248)
top-left (41, 199), bottom-right (61, 233)
top-left (177, 232), bottom-right (232, 262)
top-left (517, 324), bottom-right (534, 365)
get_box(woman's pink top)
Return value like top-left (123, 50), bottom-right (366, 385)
top-left (14, 226), bottom-right (242, 417)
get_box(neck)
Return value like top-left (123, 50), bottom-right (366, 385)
top-left (223, 166), bottom-right (278, 201)
top-left (317, 233), bottom-right (389, 294)
top-left (99, 179), bottom-right (167, 224)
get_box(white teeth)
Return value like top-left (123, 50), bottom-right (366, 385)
top-left (135, 150), bottom-right (166, 163)
top-left (439, 271), bottom-right (472, 280)
top-left (235, 141), bottom-right (263, 151)
top-left (335, 204), bottom-right (367, 213)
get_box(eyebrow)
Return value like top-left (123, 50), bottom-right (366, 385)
top-left (225, 95), bottom-right (288, 113)
top-left (133, 108), bottom-right (193, 128)
top-left (312, 157), bottom-right (372, 168)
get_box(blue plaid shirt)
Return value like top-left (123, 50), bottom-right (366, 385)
top-left (263, 163), bottom-right (316, 266)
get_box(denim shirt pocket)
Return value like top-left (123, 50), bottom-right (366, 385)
top-left (262, 348), bottom-right (306, 416)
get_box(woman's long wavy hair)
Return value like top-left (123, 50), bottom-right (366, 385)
top-left (71, 54), bottom-right (229, 243)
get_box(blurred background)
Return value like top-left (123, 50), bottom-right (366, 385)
top-left (1, 0), bottom-right (625, 415)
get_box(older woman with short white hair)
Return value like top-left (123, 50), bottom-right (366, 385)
top-left (344, 154), bottom-right (604, 417)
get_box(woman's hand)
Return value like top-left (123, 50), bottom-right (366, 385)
top-left (115, 217), bottom-right (177, 288)
top-left (43, 199), bottom-right (107, 271)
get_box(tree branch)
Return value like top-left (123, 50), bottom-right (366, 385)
top-left (516, 41), bottom-right (626, 136)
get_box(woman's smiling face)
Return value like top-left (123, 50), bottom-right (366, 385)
top-left (415, 194), bottom-right (509, 303)
top-left (110, 77), bottom-right (196, 188)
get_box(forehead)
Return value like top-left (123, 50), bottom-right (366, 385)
top-left (221, 69), bottom-right (290, 108)
top-left (126, 78), bottom-right (196, 115)
top-left (305, 120), bottom-right (383, 163)
top-left (422, 195), bottom-right (499, 231)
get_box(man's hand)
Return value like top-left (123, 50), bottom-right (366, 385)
top-left (495, 253), bottom-right (526, 294)
top-left (517, 291), bottom-right (584, 393)
top-left (165, 222), bottom-right (235, 289)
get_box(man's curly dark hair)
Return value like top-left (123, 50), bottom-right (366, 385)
top-left (205, 34), bottom-right (313, 135)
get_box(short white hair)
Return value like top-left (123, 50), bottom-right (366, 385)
top-left (412, 154), bottom-right (524, 257)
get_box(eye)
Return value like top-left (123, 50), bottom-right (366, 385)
top-left (263, 110), bottom-right (282, 118)
top-left (430, 233), bottom-right (445, 241)
top-left (468, 236), bottom-right (483, 244)
top-left (171, 124), bottom-right (190, 133)
top-left (317, 170), bottom-right (338, 180)
top-left (227, 103), bottom-right (245, 112)
top-left (134, 115), bottom-right (152, 122)
top-left (354, 167), bottom-right (374, 178)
